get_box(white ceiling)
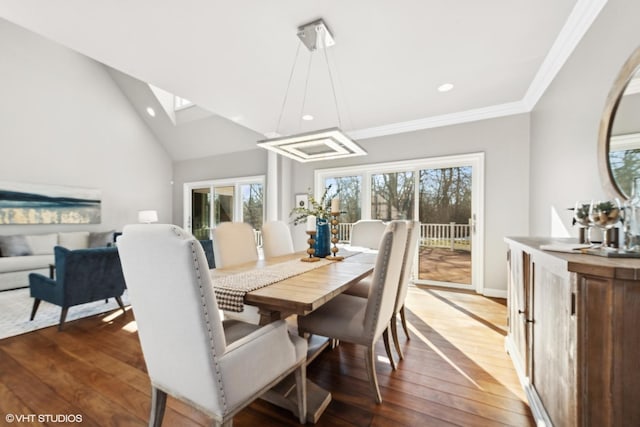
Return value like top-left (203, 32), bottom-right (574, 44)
top-left (0, 0), bottom-right (605, 159)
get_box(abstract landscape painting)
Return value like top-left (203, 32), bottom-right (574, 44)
top-left (0, 181), bottom-right (101, 224)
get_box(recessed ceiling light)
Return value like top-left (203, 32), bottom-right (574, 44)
top-left (146, 107), bottom-right (156, 117)
top-left (438, 83), bottom-right (454, 92)
top-left (302, 114), bottom-right (314, 121)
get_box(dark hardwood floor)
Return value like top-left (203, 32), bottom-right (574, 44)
top-left (0, 286), bottom-right (534, 426)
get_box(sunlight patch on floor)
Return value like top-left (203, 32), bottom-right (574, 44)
top-left (121, 320), bottom-right (138, 333)
top-left (408, 321), bottom-right (484, 390)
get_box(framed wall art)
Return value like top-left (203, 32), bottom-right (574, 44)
top-left (0, 181), bottom-right (101, 225)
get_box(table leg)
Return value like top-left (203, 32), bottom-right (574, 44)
top-left (262, 335), bottom-right (332, 423)
top-left (258, 308), bottom-right (282, 325)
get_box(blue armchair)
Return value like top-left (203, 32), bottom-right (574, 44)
top-left (29, 246), bottom-right (127, 330)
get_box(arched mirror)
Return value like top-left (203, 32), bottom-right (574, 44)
top-left (599, 47), bottom-right (640, 199)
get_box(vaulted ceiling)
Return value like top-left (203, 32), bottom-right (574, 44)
top-left (0, 0), bottom-right (605, 160)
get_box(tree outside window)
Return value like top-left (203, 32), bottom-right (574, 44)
top-left (324, 176), bottom-right (361, 223)
top-left (241, 183), bottom-right (263, 231)
top-left (371, 172), bottom-right (414, 220)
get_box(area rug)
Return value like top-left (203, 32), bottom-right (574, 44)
top-left (0, 287), bottom-right (130, 340)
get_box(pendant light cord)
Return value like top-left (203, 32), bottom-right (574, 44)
top-left (322, 34), bottom-right (343, 129)
top-left (275, 41), bottom-right (302, 135)
top-left (298, 51), bottom-right (314, 132)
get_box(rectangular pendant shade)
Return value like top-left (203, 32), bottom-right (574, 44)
top-left (258, 127), bottom-right (367, 163)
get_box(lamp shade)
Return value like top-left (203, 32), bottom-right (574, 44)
top-left (138, 210), bottom-right (158, 224)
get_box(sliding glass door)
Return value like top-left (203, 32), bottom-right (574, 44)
top-left (191, 187), bottom-right (212, 240)
top-left (418, 166), bottom-right (472, 286)
top-left (184, 176), bottom-right (265, 240)
top-left (316, 153), bottom-right (484, 292)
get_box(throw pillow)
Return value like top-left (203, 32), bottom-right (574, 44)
top-left (25, 233), bottom-right (58, 255)
top-left (89, 230), bottom-right (115, 248)
top-left (0, 235), bottom-right (33, 257)
top-left (58, 231), bottom-right (90, 250)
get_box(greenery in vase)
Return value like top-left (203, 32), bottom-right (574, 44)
top-left (290, 185), bottom-right (338, 226)
top-left (573, 203), bottom-right (590, 226)
top-left (593, 201), bottom-right (620, 226)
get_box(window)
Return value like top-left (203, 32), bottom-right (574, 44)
top-left (184, 176), bottom-right (265, 240)
top-left (324, 175), bottom-right (361, 223)
top-left (371, 171), bottom-right (414, 220)
top-left (315, 153), bottom-right (484, 292)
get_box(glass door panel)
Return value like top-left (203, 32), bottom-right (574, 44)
top-left (418, 167), bottom-right (472, 286)
top-left (214, 186), bottom-right (234, 225)
top-left (241, 183), bottom-right (264, 231)
top-left (191, 187), bottom-right (211, 240)
top-left (371, 172), bottom-right (414, 220)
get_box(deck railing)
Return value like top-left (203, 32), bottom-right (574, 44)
top-left (337, 221), bottom-right (471, 251)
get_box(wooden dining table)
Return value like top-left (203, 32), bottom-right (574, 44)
top-left (210, 250), bottom-right (377, 423)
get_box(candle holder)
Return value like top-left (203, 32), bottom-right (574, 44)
top-left (325, 212), bottom-right (344, 261)
top-left (301, 230), bottom-right (320, 262)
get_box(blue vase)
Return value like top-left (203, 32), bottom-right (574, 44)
top-left (314, 218), bottom-right (331, 258)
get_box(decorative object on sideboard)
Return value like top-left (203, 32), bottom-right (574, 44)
top-left (257, 18), bottom-right (367, 163)
top-left (623, 176), bottom-right (640, 253)
top-left (572, 200), bottom-right (593, 244)
top-left (137, 210), bottom-right (158, 224)
top-left (589, 199), bottom-right (621, 250)
top-left (0, 181), bottom-right (101, 225)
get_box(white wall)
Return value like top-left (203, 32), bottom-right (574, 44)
top-left (290, 114), bottom-right (531, 294)
top-left (0, 19), bottom-right (172, 235)
top-left (530, 0), bottom-right (640, 236)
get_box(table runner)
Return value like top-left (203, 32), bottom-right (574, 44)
top-left (212, 250), bottom-right (360, 312)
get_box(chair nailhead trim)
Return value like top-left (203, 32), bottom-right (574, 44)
top-left (189, 240), bottom-right (228, 414)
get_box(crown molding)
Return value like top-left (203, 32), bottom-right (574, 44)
top-left (522, 0), bottom-right (608, 110)
top-left (348, 101), bottom-right (528, 140)
top-left (350, 0), bottom-right (606, 141)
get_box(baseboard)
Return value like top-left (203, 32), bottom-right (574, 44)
top-left (505, 336), bottom-right (553, 427)
top-left (482, 288), bottom-right (507, 298)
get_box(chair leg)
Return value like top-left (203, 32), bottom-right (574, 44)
top-left (400, 305), bottom-right (411, 340)
top-left (115, 296), bottom-right (126, 313)
top-left (294, 364), bottom-right (307, 424)
top-left (390, 313), bottom-right (404, 360)
top-left (149, 386), bottom-right (167, 427)
top-left (30, 299), bottom-right (41, 321)
top-left (58, 307), bottom-right (69, 331)
top-left (364, 346), bottom-right (382, 404)
top-left (382, 327), bottom-right (397, 370)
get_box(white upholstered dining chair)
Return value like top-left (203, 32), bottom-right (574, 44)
top-left (349, 220), bottom-right (387, 249)
top-left (212, 222), bottom-right (261, 324)
top-left (297, 221), bottom-right (408, 404)
top-left (212, 222), bottom-right (259, 267)
top-left (261, 220), bottom-right (295, 259)
top-left (118, 224), bottom-right (307, 427)
top-left (344, 220), bottom-right (420, 363)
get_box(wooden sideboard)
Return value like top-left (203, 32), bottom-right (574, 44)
top-left (505, 237), bottom-right (640, 427)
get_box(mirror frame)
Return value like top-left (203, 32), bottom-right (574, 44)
top-left (598, 46), bottom-right (640, 200)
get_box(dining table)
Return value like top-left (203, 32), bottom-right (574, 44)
top-left (210, 249), bottom-right (377, 423)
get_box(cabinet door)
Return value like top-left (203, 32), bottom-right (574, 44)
top-left (507, 247), bottom-right (529, 376)
top-left (531, 261), bottom-right (576, 426)
top-left (578, 275), bottom-right (640, 426)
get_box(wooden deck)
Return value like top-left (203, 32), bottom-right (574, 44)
top-left (0, 286), bottom-right (533, 426)
top-left (419, 247), bottom-right (472, 284)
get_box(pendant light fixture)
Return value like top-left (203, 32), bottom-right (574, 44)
top-left (257, 19), bottom-right (367, 163)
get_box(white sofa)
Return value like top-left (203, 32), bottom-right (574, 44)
top-left (0, 230), bottom-right (114, 291)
